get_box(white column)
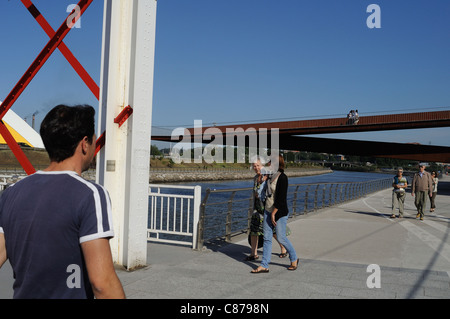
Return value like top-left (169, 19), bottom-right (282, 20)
top-left (96, 0), bottom-right (157, 270)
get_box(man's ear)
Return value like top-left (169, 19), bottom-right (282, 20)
top-left (81, 136), bottom-right (89, 155)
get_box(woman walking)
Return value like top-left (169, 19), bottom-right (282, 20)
top-left (430, 171), bottom-right (438, 212)
top-left (251, 155), bottom-right (299, 273)
top-left (246, 158), bottom-right (267, 261)
top-left (246, 157), bottom-right (287, 261)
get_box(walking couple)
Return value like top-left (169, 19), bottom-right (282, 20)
top-left (248, 155), bottom-right (299, 273)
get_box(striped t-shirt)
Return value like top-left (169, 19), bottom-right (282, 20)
top-left (0, 171), bottom-right (114, 299)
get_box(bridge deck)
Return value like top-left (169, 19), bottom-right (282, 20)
top-left (152, 110), bottom-right (450, 138)
top-left (152, 110), bottom-right (450, 163)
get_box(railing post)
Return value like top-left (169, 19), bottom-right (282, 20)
top-left (304, 186), bottom-right (309, 213)
top-left (292, 185), bottom-right (299, 216)
top-left (334, 184), bottom-right (338, 204)
top-left (226, 191), bottom-right (236, 242)
top-left (329, 184), bottom-right (334, 206)
top-left (247, 190), bottom-right (254, 232)
top-left (322, 184), bottom-right (326, 208)
top-left (196, 188), bottom-right (210, 251)
top-left (192, 185), bottom-right (201, 250)
top-left (314, 184), bottom-right (319, 211)
top-left (351, 183), bottom-right (355, 200)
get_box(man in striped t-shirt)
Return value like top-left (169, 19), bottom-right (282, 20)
top-left (0, 105), bottom-right (125, 299)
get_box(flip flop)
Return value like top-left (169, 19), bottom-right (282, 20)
top-left (245, 255), bottom-right (259, 261)
top-left (288, 258), bottom-right (300, 271)
top-left (279, 252), bottom-right (288, 258)
top-left (251, 267), bottom-right (269, 274)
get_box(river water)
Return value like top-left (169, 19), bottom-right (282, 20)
top-left (173, 170), bottom-right (394, 192)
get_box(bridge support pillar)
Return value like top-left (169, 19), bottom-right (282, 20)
top-left (96, 0), bottom-right (157, 270)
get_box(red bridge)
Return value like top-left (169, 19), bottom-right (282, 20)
top-left (152, 110), bottom-right (450, 163)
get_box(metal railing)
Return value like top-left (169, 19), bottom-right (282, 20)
top-left (147, 184), bottom-right (201, 249)
top-left (0, 175), bottom-right (9, 191)
top-left (196, 178), bottom-right (392, 250)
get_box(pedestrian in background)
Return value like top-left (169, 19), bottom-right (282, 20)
top-left (251, 155), bottom-right (298, 273)
top-left (246, 158), bottom-right (267, 261)
top-left (390, 167), bottom-right (407, 218)
top-left (430, 171), bottom-right (438, 212)
top-left (412, 163), bottom-right (433, 221)
top-left (246, 157), bottom-right (286, 261)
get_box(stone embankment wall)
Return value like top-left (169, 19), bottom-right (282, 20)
top-left (1, 168), bottom-right (332, 185)
top-left (149, 168), bottom-right (332, 183)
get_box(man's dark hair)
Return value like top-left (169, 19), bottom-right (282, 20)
top-left (40, 104), bottom-right (95, 162)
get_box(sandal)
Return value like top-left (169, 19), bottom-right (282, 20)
top-left (279, 252), bottom-right (288, 258)
top-left (390, 214), bottom-right (396, 219)
top-left (245, 255), bottom-right (259, 261)
top-left (251, 267), bottom-right (269, 274)
top-left (288, 258), bottom-right (299, 271)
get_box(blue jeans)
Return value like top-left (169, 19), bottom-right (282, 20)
top-left (260, 210), bottom-right (298, 268)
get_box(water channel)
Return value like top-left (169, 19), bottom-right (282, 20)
top-left (178, 170), bottom-right (393, 192)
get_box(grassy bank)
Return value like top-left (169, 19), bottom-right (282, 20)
top-left (0, 148), bottom-right (329, 175)
top-left (0, 148), bottom-right (49, 171)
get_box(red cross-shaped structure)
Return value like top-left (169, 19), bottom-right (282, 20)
top-left (0, 0), bottom-right (111, 175)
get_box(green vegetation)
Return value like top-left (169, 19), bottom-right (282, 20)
top-left (0, 145), bottom-right (445, 174)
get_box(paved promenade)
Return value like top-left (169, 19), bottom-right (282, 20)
top-left (1, 175), bottom-right (449, 299)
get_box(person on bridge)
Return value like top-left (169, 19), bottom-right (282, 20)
top-left (412, 163), bottom-right (433, 221)
top-left (347, 109), bottom-right (359, 124)
top-left (251, 155), bottom-right (299, 273)
top-left (390, 167), bottom-right (408, 218)
top-left (0, 104), bottom-right (125, 299)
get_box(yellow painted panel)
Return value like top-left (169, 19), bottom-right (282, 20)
top-left (0, 121), bottom-right (33, 147)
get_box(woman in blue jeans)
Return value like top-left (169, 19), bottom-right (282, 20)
top-left (251, 155), bottom-right (299, 273)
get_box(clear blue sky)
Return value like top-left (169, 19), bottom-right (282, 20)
top-left (1, 0), bottom-right (449, 148)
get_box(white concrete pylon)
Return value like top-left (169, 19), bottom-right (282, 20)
top-left (96, 0), bottom-right (157, 270)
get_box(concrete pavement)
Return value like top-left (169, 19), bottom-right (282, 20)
top-left (1, 175), bottom-right (449, 299)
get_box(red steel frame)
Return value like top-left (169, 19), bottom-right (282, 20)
top-left (0, 0), bottom-right (101, 175)
top-left (20, 0), bottom-right (100, 100)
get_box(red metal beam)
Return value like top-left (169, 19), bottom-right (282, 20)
top-left (20, 0), bottom-right (99, 99)
top-left (0, 0), bottom-right (93, 121)
top-left (0, 0), bottom-right (93, 174)
top-left (95, 131), bottom-right (106, 156)
top-left (114, 105), bottom-right (133, 128)
top-left (20, 0), bottom-right (106, 155)
top-left (0, 121), bottom-right (36, 175)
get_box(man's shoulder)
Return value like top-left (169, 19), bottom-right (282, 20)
top-left (10, 171), bottom-right (105, 196)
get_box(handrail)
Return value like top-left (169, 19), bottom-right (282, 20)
top-left (195, 178), bottom-right (393, 250)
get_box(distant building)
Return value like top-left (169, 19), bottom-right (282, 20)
top-left (0, 105), bottom-right (45, 149)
